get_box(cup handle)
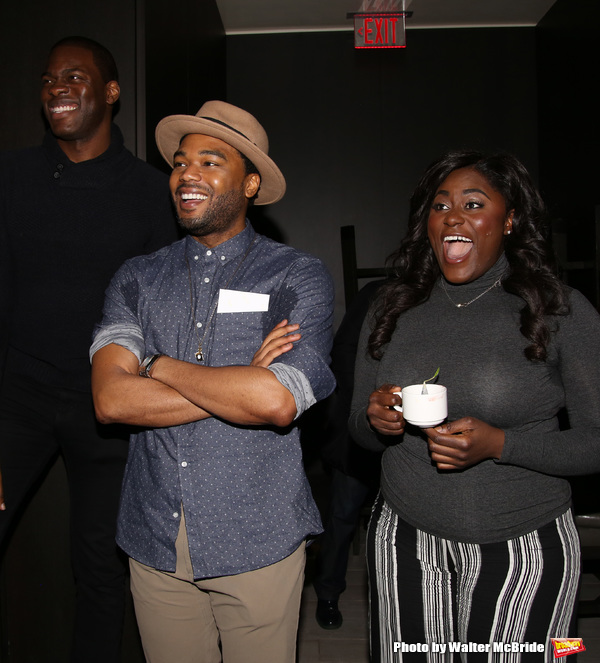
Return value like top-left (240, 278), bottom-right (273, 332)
top-left (392, 391), bottom-right (402, 412)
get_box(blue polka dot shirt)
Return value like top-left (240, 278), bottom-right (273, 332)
top-left (93, 223), bottom-right (335, 578)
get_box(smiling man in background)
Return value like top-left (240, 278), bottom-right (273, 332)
top-left (0, 36), bottom-right (176, 661)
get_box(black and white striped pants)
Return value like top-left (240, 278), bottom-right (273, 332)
top-left (367, 495), bottom-right (580, 662)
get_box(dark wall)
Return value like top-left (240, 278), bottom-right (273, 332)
top-left (227, 28), bottom-right (538, 325)
top-left (537, 0), bottom-right (600, 302)
top-left (143, 0), bottom-right (226, 169)
top-left (536, 0), bottom-right (600, 517)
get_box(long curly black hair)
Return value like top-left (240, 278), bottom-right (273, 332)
top-left (368, 150), bottom-right (570, 362)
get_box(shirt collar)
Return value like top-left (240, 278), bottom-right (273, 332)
top-left (184, 221), bottom-right (256, 265)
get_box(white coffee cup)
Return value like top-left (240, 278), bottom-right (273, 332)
top-left (393, 384), bottom-right (448, 427)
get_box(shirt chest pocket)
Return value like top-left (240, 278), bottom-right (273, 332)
top-left (209, 310), bottom-right (273, 365)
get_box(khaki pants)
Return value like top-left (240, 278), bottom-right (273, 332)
top-left (129, 513), bottom-right (306, 663)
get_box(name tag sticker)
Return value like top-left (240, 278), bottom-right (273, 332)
top-left (217, 289), bottom-right (270, 313)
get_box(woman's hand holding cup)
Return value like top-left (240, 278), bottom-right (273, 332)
top-left (367, 384), bottom-right (405, 436)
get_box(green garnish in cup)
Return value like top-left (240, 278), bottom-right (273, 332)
top-left (421, 367), bottom-right (440, 394)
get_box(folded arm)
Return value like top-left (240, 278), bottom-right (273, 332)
top-left (92, 343), bottom-right (210, 427)
top-left (148, 357), bottom-right (296, 427)
top-left (92, 320), bottom-right (300, 428)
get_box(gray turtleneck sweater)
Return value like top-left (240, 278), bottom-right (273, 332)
top-left (349, 255), bottom-right (600, 543)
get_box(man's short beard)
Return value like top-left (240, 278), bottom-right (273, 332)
top-left (177, 188), bottom-right (247, 238)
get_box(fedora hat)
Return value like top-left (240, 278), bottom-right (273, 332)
top-left (155, 100), bottom-right (286, 205)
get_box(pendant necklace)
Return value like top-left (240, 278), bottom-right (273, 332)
top-left (441, 277), bottom-right (502, 308)
top-left (185, 233), bottom-right (257, 361)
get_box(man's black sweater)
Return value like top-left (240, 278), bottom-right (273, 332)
top-left (0, 125), bottom-right (176, 391)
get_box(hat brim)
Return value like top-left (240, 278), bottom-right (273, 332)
top-left (155, 115), bottom-right (286, 205)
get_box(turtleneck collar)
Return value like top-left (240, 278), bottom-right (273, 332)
top-left (42, 123), bottom-right (124, 166)
top-left (439, 252), bottom-right (509, 296)
top-left (42, 124), bottom-right (127, 189)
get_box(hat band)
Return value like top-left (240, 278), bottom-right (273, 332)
top-left (202, 116), bottom-right (256, 147)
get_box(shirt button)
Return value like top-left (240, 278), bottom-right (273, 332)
top-left (181, 461), bottom-right (188, 468)
top-left (196, 322), bottom-right (202, 328)
top-left (204, 277), bottom-right (210, 283)
top-left (194, 255), bottom-right (199, 261)
top-left (172, 512), bottom-right (179, 519)
top-left (206, 250), bottom-right (212, 256)
top-left (220, 255), bottom-right (226, 261)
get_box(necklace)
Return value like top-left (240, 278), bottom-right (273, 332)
top-left (441, 277), bottom-right (502, 308)
top-left (185, 233), bottom-right (257, 361)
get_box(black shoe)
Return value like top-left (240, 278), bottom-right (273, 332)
top-left (316, 599), bottom-right (343, 629)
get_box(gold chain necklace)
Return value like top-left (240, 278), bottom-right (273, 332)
top-left (185, 233), bottom-right (257, 361)
top-left (441, 277), bottom-right (502, 308)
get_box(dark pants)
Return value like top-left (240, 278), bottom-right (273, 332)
top-left (313, 467), bottom-right (372, 601)
top-left (0, 371), bottom-right (129, 663)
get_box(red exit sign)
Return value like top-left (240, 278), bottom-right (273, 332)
top-left (352, 12), bottom-right (407, 49)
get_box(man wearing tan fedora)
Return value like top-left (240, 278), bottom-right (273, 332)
top-left (90, 100), bottom-right (335, 662)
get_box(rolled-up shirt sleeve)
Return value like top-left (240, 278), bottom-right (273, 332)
top-left (265, 255), bottom-right (336, 404)
top-left (90, 261), bottom-right (145, 362)
top-left (89, 322), bottom-right (145, 362)
top-left (268, 363), bottom-right (315, 418)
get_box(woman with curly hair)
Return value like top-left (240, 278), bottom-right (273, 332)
top-left (349, 150), bottom-right (600, 661)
